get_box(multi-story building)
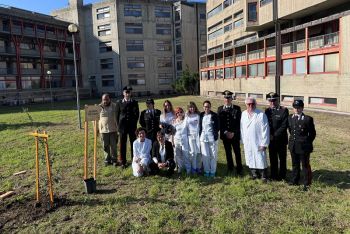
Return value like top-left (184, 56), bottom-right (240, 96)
top-left (200, 0), bottom-right (350, 113)
top-left (52, 0), bottom-right (206, 97)
top-left (0, 5), bottom-right (84, 105)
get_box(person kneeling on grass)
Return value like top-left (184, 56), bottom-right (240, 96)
top-left (132, 127), bottom-right (152, 177)
top-left (149, 131), bottom-right (176, 176)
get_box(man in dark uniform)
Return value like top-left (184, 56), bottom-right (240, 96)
top-left (139, 98), bottom-right (161, 143)
top-left (217, 90), bottom-right (243, 175)
top-left (116, 86), bottom-right (139, 168)
top-left (288, 100), bottom-right (316, 191)
top-left (265, 92), bottom-right (289, 180)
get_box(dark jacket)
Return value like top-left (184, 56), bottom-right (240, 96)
top-left (116, 98), bottom-right (139, 133)
top-left (199, 111), bottom-right (220, 141)
top-left (288, 113), bottom-right (316, 154)
top-left (139, 109), bottom-right (161, 141)
top-left (151, 140), bottom-right (174, 164)
top-left (265, 106), bottom-right (289, 145)
top-left (217, 104), bottom-right (241, 140)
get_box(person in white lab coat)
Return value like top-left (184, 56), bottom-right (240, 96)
top-left (172, 107), bottom-right (190, 174)
top-left (132, 127), bottom-right (152, 177)
top-left (185, 101), bottom-right (201, 174)
top-left (240, 97), bottom-right (270, 182)
top-left (199, 100), bottom-right (220, 177)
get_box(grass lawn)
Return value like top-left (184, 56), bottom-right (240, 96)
top-left (0, 95), bottom-right (349, 233)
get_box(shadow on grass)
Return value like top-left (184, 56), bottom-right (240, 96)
top-left (313, 169), bottom-right (350, 190)
top-left (0, 122), bottom-right (69, 131)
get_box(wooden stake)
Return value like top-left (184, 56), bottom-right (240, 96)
top-left (13, 170), bottom-right (27, 176)
top-left (35, 130), bottom-right (40, 202)
top-left (93, 120), bottom-right (97, 180)
top-left (84, 121), bottom-right (89, 180)
top-left (0, 191), bottom-right (15, 200)
top-left (44, 132), bottom-right (54, 207)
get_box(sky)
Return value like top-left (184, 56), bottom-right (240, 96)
top-left (0, 0), bottom-right (206, 15)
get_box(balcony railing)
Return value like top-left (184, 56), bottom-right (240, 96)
top-left (22, 68), bottom-right (41, 75)
top-left (308, 32), bottom-right (339, 50)
top-left (201, 62), bottom-right (207, 68)
top-left (266, 46), bottom-right (275, 57)
top-left (282, 39), bottom-right (305, 54)
top-left (248, 49), bottom-right (264, 60)
top-left (235, 53), bottom-right (246, 62)
top-left (224, 56), bottom-right (233, 64)
top-left (21, 48), bottom-right (39, 56)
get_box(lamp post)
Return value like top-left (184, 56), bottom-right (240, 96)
top-left (46, 70), bottom-right (53, 108)
top-left (68, 23), bottom-right (82, 129)
top-left (273, 0), bottom-right (281, 96)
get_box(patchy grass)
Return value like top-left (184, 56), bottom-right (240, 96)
top-left (0, 96), bottom-right (349, 233)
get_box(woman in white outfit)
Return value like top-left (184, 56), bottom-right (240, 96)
top-left (199, 100), bottom-right (220, 177)
top-left (160, 100), bottom-right (175, 140)
top-left (240, 97), bottom-right (270, 181)
top-left (132, 127), bottom-right (152, 177)
top-left (185, 102), bottom-right (201, 174)
top-left (172, 107), bottom-right (190, 174)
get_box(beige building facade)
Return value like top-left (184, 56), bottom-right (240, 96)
top-left (200, 0), bottom-right (350, 113)
top-left (53, 0), bottom-right (206, 97)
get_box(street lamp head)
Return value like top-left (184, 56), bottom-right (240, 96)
top-left (68, 23), bottom-right (78, 33)
top-left (47, 70), bottom-right (52, 75)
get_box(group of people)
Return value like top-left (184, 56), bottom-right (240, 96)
top-left (98, 86), bottom-right (316, 190)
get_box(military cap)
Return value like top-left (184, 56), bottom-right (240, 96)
top-left (292, 99), bottom-right (304, 108)
top-left (266, 92), bottom-right (279, 101)
top-left (123, 86), bottom-right (133, 91)
top-left (223, 90), bottom-right (233, 99)
top-left (146, 98), bottom-right (154, 104)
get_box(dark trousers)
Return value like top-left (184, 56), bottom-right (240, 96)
top-left (118, 129), bottom-right (136, 165)
top-left (149, 159), bottom-right (176, 176)
top-left (250, 168), bottom-right (268, 179)
top-left (269, 142), bottom-right (287, 180)
top-left (223, 138), bottom-right (243, 173)
top-left (291, 152), bottom-right (312, 186)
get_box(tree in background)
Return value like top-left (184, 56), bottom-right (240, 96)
top-left (173, 65), bottom-right (199, 95)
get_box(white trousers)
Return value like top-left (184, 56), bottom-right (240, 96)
top-left (188, 136), bottom-right (201, 170)
top-left (200, 141), bottom-right (218, 174)
top-left (174, 140), bottom-right (190, 173)
top-left (132, 158), bottom-right (150, 177)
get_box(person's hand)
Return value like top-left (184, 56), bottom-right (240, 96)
top-left (226, 132), bottom-right (234, 139)
top-left (258, 146), bottom-right (267, 152)
top-left (158, 163), bottom-right (166, 169)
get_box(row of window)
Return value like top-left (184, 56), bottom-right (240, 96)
top-left (124, 4), bottom-right (171, 18)
top-left (202, 53), bottom-right (339, 78)
top-left (99, 73), bottom-right (173, 87)
top-left (207, 0), bottom-right (239, 19)
top-left (98, 40), bottom-right (172, 53)
top-left (97, 23), bottom-right (172, 37)
top-left (208, 18), bottom-right (243, 41)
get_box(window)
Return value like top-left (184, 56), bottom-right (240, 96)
top-left (97, 7), bottom-right (110, 20)
top-left (309, 97), bottom-right (337, 105)
top-left (249, 64), bottom-right (257, 77)
top-left (224, 41), bottom-right (232, 48)
top-left (176, 44), bottom-right (181, 54)
top-left (101, 75), bottom-right (114, 87)
top-left (296, 57), bottom-right (306, 74)
top-left (176, 61), bottom-right (182, 71)
top-left (158, 57), bottom-right (172, 68)
top-left (224, 16), bottom-right (232, 23)
top-left (309, 55), bottom-right (324, 73)
top-left (260, 0), bottom-right (273, 6)
top-left (128, 74), bottom-right (145, 85)
top-left (100, 58), bottom-right (113, 69)
top-left (98, 24), bottom-right (111, 36)
top-left (208, 28), bottom-right (224, 41)
top-left (209, 70), bottom-right (215, 79)
top-left (200, 13), bottom-right (206, 20)
top-left (99, 41), bottom-right (112, 53)
top-left (236, 66), bottom-right (246, 78)
top-left (127, 57), bottom-right (144, 69)
top-left (201, 71), bottom-right (208, 80)
top-left (283, 59), bottom-right (293, 75)
top-left (158, 73), bottom-right (173, 84)
top-left (208, 21), bottom-right (222, 33)
top-left (156, 24), bottom-right (171, 35)
top-left (156, 40), bottom-right (172, 51)
top-left (207, 4), bottom-right (223, 19)
top-left (325, 53), bottom-right (339, 72)
top-left (124, 4), bottom-right (142, 17)
top-left (267, 62), bottom-right (276, 75)
top-left (155, 6), bottom-right (171, 18)
top-left (234, 19), bottom-right (243, 28)
top-left (224, 0), bottom-right (232, 8)
top-left (234, 10), bottom-right (243, 19)
top-left (125, 23), bottom-right (143, 34)
top-left (248, 2), bottom-right (258, 22)
top-left (224, 23), bottom-right (233, 33)
top-left (175, 28), bottom-right (181, 38)
top-left (216, 69), bottom-right (223, 79)
top-left (175, 10), bottom-right (181, 21)
top-left (225, 67), bottom-right (234, 78)
top-left (258, 63), bottom-right (264, 76)
top-left (126, 40), bottom-right (144, 51)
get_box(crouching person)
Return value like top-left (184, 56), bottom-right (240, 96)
top-left (149, 131), bottom-right (176, 176)
top-left (132, 127), bottom-right (152, 177)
